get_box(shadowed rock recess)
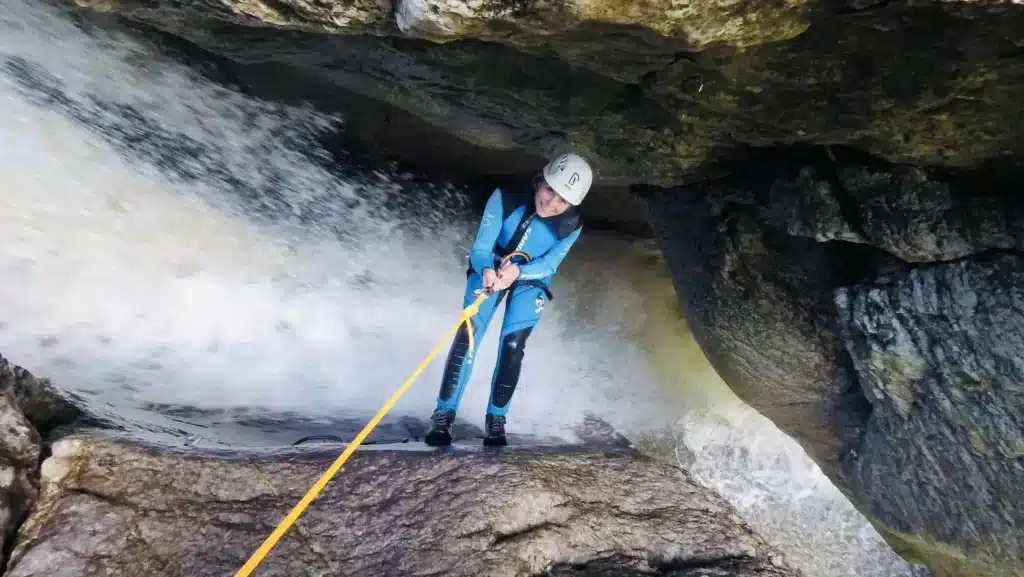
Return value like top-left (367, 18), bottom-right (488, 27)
top-left (65, 0), bottom-right (1023, 191)
top-left (643, 149), bottom-right (1024, 577)
top-left (0, 358), bottom-right (801, 577)
top-left (31, 0), bottom-right (1024, 575)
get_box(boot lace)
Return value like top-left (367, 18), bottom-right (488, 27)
top-left (488, 415), bottom-right (506, 434)
top-left (431, 409), bottom-right (452, 428)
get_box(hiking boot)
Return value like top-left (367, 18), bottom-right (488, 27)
top-left (482, 413), bottom-right (507, 447)
top-left (424, 408), bottom-right (456, 446)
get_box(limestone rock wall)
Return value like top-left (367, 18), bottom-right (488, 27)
top-left (644, 151), bottom-right (1024, 577)
top-left (61, 0), bottom-right (1024, 193)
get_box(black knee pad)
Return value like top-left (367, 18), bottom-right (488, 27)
top-left (491, 327), bottom-right (533, 408)
top-left (438, 322), bottom-right (473, 401)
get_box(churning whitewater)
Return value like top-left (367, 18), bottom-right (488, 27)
top-left (0, 1), bottom-right (916, 576)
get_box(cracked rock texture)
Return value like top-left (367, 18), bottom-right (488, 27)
top-left (644, 150), bottom-right (1024, 577)
top-left (0, 355), bottom-right (81, 567)
top-left (835, 253), bottom-right (1024, 577)
top-left (7, 436), bottom-right (800, 577)
top-left (0, 396), bottom-right (40, 562)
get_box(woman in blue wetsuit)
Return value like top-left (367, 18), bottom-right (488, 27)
top-left (424, 152), bottom-right (594, 447)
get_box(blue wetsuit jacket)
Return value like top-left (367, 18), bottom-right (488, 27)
top-left (467, 178), bottom-right (583, 293)
top-left (435, 177), bottom-right (583, 417)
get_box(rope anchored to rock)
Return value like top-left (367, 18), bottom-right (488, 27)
top-left (233, 251), bottom-right (529, 577)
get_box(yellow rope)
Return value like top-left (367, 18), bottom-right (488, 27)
top-left (233, 251), bottom-right (528, 577)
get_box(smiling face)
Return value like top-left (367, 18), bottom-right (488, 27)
top-left (535, 181), bottom-right (572, 218)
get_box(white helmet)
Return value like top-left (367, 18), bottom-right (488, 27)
top-left (542, 152), bottom-right (593, 206)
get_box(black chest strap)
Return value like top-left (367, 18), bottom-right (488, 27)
top-left (497, 206), bottom-right (535, 260)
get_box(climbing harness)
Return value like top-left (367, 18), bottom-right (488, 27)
top-left (233, 251), bottom-right (530, 577)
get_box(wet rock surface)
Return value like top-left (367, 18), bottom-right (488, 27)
top-left (56, 0), bottom-right (1024, 201)
top-left (0, 355), bottom-right (82, 567)
top-left (0, 355), bottom-right (800, 577)
top-left (644, 152), bottom-right (1024, 577)
top-left (758, 157), bottom-right (1024, 262)
top-left (835, 253), bottom-right (1024, 577)
top-left (832, 164), bottom-right (1024, 262)
top-left (0, 356), bottom-right (82, 439)
top-left (6, 434), bottom-right (802, 577)
top-left (0, 395), bottom-right (40, 564)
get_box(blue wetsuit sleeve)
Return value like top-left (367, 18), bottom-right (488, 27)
top-left (469, 188), bottom-right (504, 275)
top-left (517, 226), bottom-right (582, 281)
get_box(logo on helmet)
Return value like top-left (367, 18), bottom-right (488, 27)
top-left (567, 172), bottom-right (579, 186)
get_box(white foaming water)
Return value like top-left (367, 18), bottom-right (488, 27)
top-left (0, 0), bottom-right (672, 439)
top-left (675, 406), bottom-right (914, 577)
top-left (0, 1), bottom-right (916, 576)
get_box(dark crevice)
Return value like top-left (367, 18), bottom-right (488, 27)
top-left (387, 0), bottom-right (399, 31)
top-left (29, 397), bottom-right (86, 446)
top-left (651, 553), bottom-right (764, 574)
top-left (636, 69), bottom-right (659, 91)
top-left (836, 245), bottom-right (1024, 281)
top-left (0, 355), bottom-right (93, 575)
top-left (637, 50), bottom-right (701, 91)
top-left (3, 454), bottom-right (57, 570)
top-left (898, 246), bottom-right (1024, 270)
top-left (543, 553), bottom-right (650, 576)
top-left (255, 0), bottom-right (304, 22)
top-left (490, 520), bottom-right (567, 546)
top-left (834, 0), bottom-right (893, 16)
top-left (821, 146), bottom-right (871, 242)
top-left (485, 0), bottom-right (539, 19)
top-left (2, 503), bottom-right (34, 575)
top-left (830, 329), bottom-right (875, 470)
top-left (602, 82), bottom-right (648, 116)
top-left (609, 504), bottom-right (683, 521)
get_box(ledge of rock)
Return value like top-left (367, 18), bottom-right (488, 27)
top-left (0, 353), bottom-right (803, 577)
top-left (6, 434), bottom-right (801, 577)
top-left (58, 0), bottom-right (1024, 197)
top-left (644, 149), bottom-right (1024, 577)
